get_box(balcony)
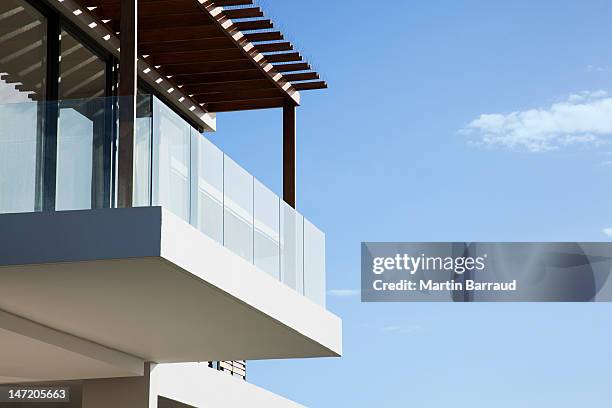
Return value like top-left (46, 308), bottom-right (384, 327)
top-left (0, 96), bottom-right (341, 383)
top-left (0, 95), bottom-right (325, 306)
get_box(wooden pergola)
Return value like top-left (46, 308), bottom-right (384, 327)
top-left (78, 0), bottom-right (328, 209)
top-left (77, 0), bottom-right (327, 113)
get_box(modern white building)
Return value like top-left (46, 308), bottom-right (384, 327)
top-left (0, 0), bottom-right (342, 406)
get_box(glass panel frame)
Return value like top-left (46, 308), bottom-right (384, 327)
top-left (223, 156), bottom-right (254, 263)
top-left (304, 218), bottom-right (326, 306)
top-left (192, 132), bottom-right (224, 244)
top-left (254, 180), bottom-right (280, 279)
top-left (280, 201), bottom-right (304, 293)
top-left (55, 27), bottom-right (110, 211)
top-left (152, 96), bottom-right (192, 222)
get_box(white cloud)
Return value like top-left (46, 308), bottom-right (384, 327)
top-left (603, 228), bottom-right (612, 237)
top-left (587, 65), bottom-right (607, 72)
top-left (328, 289), bottom-right (360, 298)
top-left (381, 325), bottom-right (422, 335)
top-left (461, 90), bottom-right (612, 152)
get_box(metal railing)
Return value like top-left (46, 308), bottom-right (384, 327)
top-left (209, 361), bottom-right (247, 381)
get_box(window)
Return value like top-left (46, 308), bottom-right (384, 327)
top-left (55, 29), bottom-right (109, 210)
top-left (0, 0), bottom-right (47, 213)
top-left (0, 2), bottom-right (114, 214)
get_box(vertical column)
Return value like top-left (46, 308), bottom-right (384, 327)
top-left (283, 102), bottom-right (296, 208)
top-left (40, 17), bottom-right (61, 211)
top-left (82, 363), bottom-right (154, 408)
top-left (117, 0), bottom-right (138, 208)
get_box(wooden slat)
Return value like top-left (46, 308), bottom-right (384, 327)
top-left (77, 0), bottom-right (327, 104)
top-left (148, 49), bottom-right (245, 65)
top-left (255, 42), bottom-right (293, 53)
top-left (244, 31), bottom-right (283, 42)
top-left (292, 81), bottom-right (327, 91)
top-left (90, 5), bottom-right (119, 21)
top-left (171, 69), bottom-right (262, 85)
top-left (283, 72), bottom-right (319, 82)
top-left (138, 13), bottom-right (214, 30)
top-left (214, 0), bottom-right (253, 6)
top-left (162, 59), bottom-right (255, 75)
top-left (198, 88), bottom-right (281, 103)
top-left (273, 62), bottom-right (310, 72)
top-left (185, 78), bottom-right (272, 94)
top-left (234, 20), bottom-right (273, 31)
top-left (199, 1), bottom-right (300, 105)
top-left (139, 26), bottom-right (223, 43)
top-left (139, 38), bottom-right (236, 53)
top-left (206, 97), bottom-right (285, 112)
top-left (223, 7), bottom-right (263, 19)
top-left (263, 52), bottom-right (301, 63)
top-left (96, 1), bottom-right (202, 19)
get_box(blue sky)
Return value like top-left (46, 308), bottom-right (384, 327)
top-left (208, 1), bottom-right (612, 406)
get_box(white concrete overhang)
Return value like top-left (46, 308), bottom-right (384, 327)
top-left (0, 310), bottom-right (144, 384)
top-left (0, 207), bottom-right (341, 380)
top-left (152, 363), bottom-right (304, 408)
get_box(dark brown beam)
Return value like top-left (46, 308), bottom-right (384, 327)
top-left (273, 62), bottom-right (310, 72)
top-left (283, 72), bottom-right (320, 82)
top-left (198, 88), bottom-right (281, 103)
top-left (162, 59), bottom-right (255, 75)
top-left (223, 7), bottom-right (263, 19)
top-left (184, 78), bottom-right (272, 94)
top-left (171, 69), bottom-right (262, 85)
top-left (118, 0), bottom-right (137, 208)
top-left (264, 52), bottom-right (302, 63)
top-left (79, 0), bottom-right (118, 5)
top-left (148, 49), bottom-right (245, 65)
top-left (283, 103), bottom-right (296, 208)
top-left (244, 31), bottom-right (283, 42)
top-left (87, 5), bottom-right (118, 18)
top-left (292, 81), bottom-right (328, 91)
top-left (255, 42), bottom-right (293, 53)
top-left (79, 0), bottom-right (131, 4)
top-left (139, 38), bottom-right (235, 53)
top-left (234, 20), bottom-right (273, 31)
top-left (95, 1), bottom-right (201, 18)
top-left (138, 13), bottom-right (214, 30)
top-left (139, 26), bottom-right (224, 43)
top-left (206, 97), bottom-right (285, 112)
top-left (200, 1), bottom-right (300, 106)
top-left (213, 0), bottom-right (253, 6)
top-left (92, 4), bottom-right (215, 31)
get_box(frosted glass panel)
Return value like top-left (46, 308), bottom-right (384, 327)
top-left (304, 219), bottom-right (325, 306)
top-left (0, 102), bottom-right (40, 213)
top-left (193, 133), bottom-right (224, 244)
top-left (133, 95), bottom-right (152, 207)
top-left (223, 157), bottom-right (253, 263)
top-left (152, 98), bottom-right (191, 222)
top-left (281, 201), bottom-right (304, 293)
top-left (56, 30), bottom-right (108, 210)
top-left (254, 180), bottom-right (280, 278)
top-left (55, 106), bottom-right (93, 210)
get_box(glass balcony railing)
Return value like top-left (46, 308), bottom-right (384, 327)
top-left (0, 96), bottom-right (326, 307)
